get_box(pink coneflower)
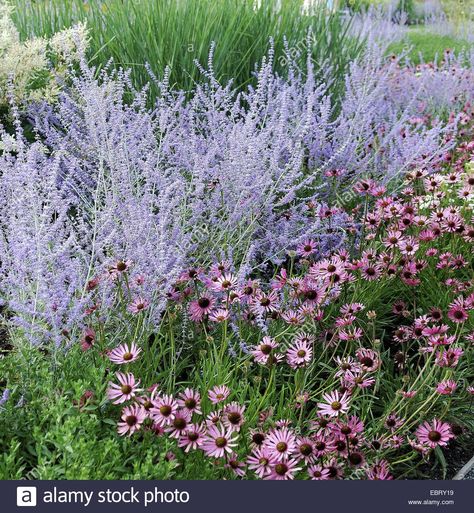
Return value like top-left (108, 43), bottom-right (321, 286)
top-left (324, 458), bottom-right (343, 479)
top-left (107, 372), bottom-right (141, 404)
top-left (348, 450), bottom-right (366, 467)
top-left (188, 295), bottom-right (215, 321)
top-left (178, 422), bottom-right (207, 452)
top-left (208, 309), bottom-right (230, 322)
top-left (264, 427), bottom-right (297, 461)
top-left (128, 297), bottom-right (149, 314)
top-left (436, 347), bottom-right (463, 367)
top-left (247, 447), bottom-right (277, 478)
top-left (251, 336), bottom-right (279, 365)
top-left (340, 302), bottom-right (365, 316)
top-left (361, 263), bottom-right (382, 281)
top-left (166, 409), bottom-right (192, 438)
top-left (338, 327), bottom-right (363, 342)
top-left (108, 259), bottom-right (132, 277)
top-left (385, 413), bottom-right (404, 431)
top-left (178, 388), bottom-right (202, 415)
top-left (356, 348), bottom-right (380, 372)
top-left (280, 309), bottom-right (304, 325)
top-left (297, 238), bottom-right (317, 257)
top-left (331, 415), bottom-right (364, 438)
top-left (265, 459), bottom-right (302, 480)
top-left (117, 404), bottom-right (147, 436)
top-left (344, 371), bottom-right (375, 390)
top-left (293, 437), bottom-right (316, 463)
top-left (400, 390), bottom-right (417, 398)
top-left (308, 464), bottom-right (330, 480)
top-left (223, 402), bottom-right (246, 432)
top-left (317, 390), bottom-right (350, 418)
top-left (366, 460), bottom-right (393, 480)
top-left (210, 273), bottom-right (238, 292)
top-left (206, 410), bottom-right (223, 427)
top-left (447, 302), bottom-right (469, 323)
top-left (334, 356), bottom-right (361, 378)
top-left (312, 433), bottom-right (335, 457)
top-left (286, 336), bottom-right (313, 368)
top-left (150, 394), bottom-right (179, 427)
top-left (208, 385), bottom-right (231, 405)
top-left (250, 290), bottom-right (280, 315)
top-left (202, 424), bottom-right (238, 458)
top-left (225, 453), bottom-right (246, 477)
top-left (436, 380), bottom-right (457, 395)
top-left (80, 327), bottom-right (96, 351)
top-left (108, 342), bottom-right (142, 364)
top-left (416, 419), bottom-right (453, 448)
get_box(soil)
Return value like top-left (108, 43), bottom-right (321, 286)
top-left (417, 434), bottom-right (474, 479)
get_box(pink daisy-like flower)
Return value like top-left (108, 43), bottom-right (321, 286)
top-left (128, 297), bottom-right (149, 314)
top-left (293, 437), bottom-right (316, 463)
top-left (107, 372), bottom-right (141, 404)
top-left (225, 453), bottom-right (246, 477)
top-left (178, 388), bottom-right (202, 415)
top-left (436, 380), bottom-right (457, 395)
top-left (416, 419), bottom-right (453, 448)
top-left (208, 309), bottom-right (230, 322)
top-left (223, 402), bottom-right (246, 432)
top-left (117, 404), bottom-right (147, 436)
top-left (308, 464), bottom-right (330, 480)
top-left (150, 394), bottom-right (179, 427)
top-left (436, 347), bottom-right (464, 367)
top-left (206, 410), bottom-right (223, 427)
top-left (108, 342), bottom-right (142, 364)
top-left (317, 390), bottom-right (350, 418)
top-left (178, 422), bottom-right (207, 452)
top-left (165, 409), bottom-right (192, 438)
top-left (297, 239), bottom-right (317, 257)
top-left (247, 447), bottom-right (277, 478)
top-left (264, 427), bottom-right (297, 461)
top-left (265, 458), bottom-right (302, 480)
top-left (286, 336), bottom-right (313, 368)
top-left (447, 303), bottom-right (469, 323)
top-left (210, 273), bottom-right (238, 292)
top-left (366, 460), bottom-right (393, 480)
top-left (250, 290), bottom-right (280, 315)
top-left (356, 348), bottom-right (380, 372)
top-left (80, 327), bottom-right (96, 351)
top-left (202, 424), bottom-right (238, 458)
top-left (251, 336), bottom-right (279, 365)
top-left (188, 295), bottom-right (215, 321)
top-left (208, 385), bottom-right (231, 405)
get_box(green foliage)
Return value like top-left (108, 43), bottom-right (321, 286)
top-left (11, 0), bottom-right (363, 100)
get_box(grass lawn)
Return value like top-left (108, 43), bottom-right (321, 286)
top-left (389, 26), bottom-right (472, 63)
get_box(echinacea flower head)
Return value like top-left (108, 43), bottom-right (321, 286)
top-left (128, 297), bottom-right (149, 314)
top-left (265, 458), bottom-right (302, 480)
top-left (264, 427), bottom-right (297, 461)
top-left (80, 327), bottom-right (95, 351)
top-left (165, 408), bottom-right (192, 438)
top-left (251, 336), bottom-right (279, 364)
top-left (178, 388), bottom-right (202, 414)
top-left (247, 447), bottom-right (277, 478)
top-left (107, 372), bottom-right (141, 404)
top-left (223, 402), bottom-right (246, 432)
top-left (188, 295), bottom-right (215, 321)
top-left (366, 460), bottom-right (393, 480)
top-left (202, 424), bottom-right (238, 458)
top-left (317, 390), bottom-right (350, 418)
top-left (436, 380), bottom-right (457, 395)
top-left (225, 453), bottom-right (246, 477)
top-left (297, 238), bottom-right (317, 257)
top-left (308, 463), bottom-right (330, 480)
top-left (208, 385), bottom-right (231, 405)
top-left (178, 422), bottom-right (207, 452)
top-left (108, 342), bottom-right (142, 364)
top-left (117, 404), bottom-right (147, 436)
top-left (416, 419), bottom-right (453, 448)
top-left (150, 394), bottom-right (179, 427)
top-left (356, 348), bottom-right (380, 372)
top-left (286, 336), bottom-right (313, 368)
top-left (208, 308), bottom-right (230, 322)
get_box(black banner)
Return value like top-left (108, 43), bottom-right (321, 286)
top-left (2, 480), bottom-right (472, 513)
